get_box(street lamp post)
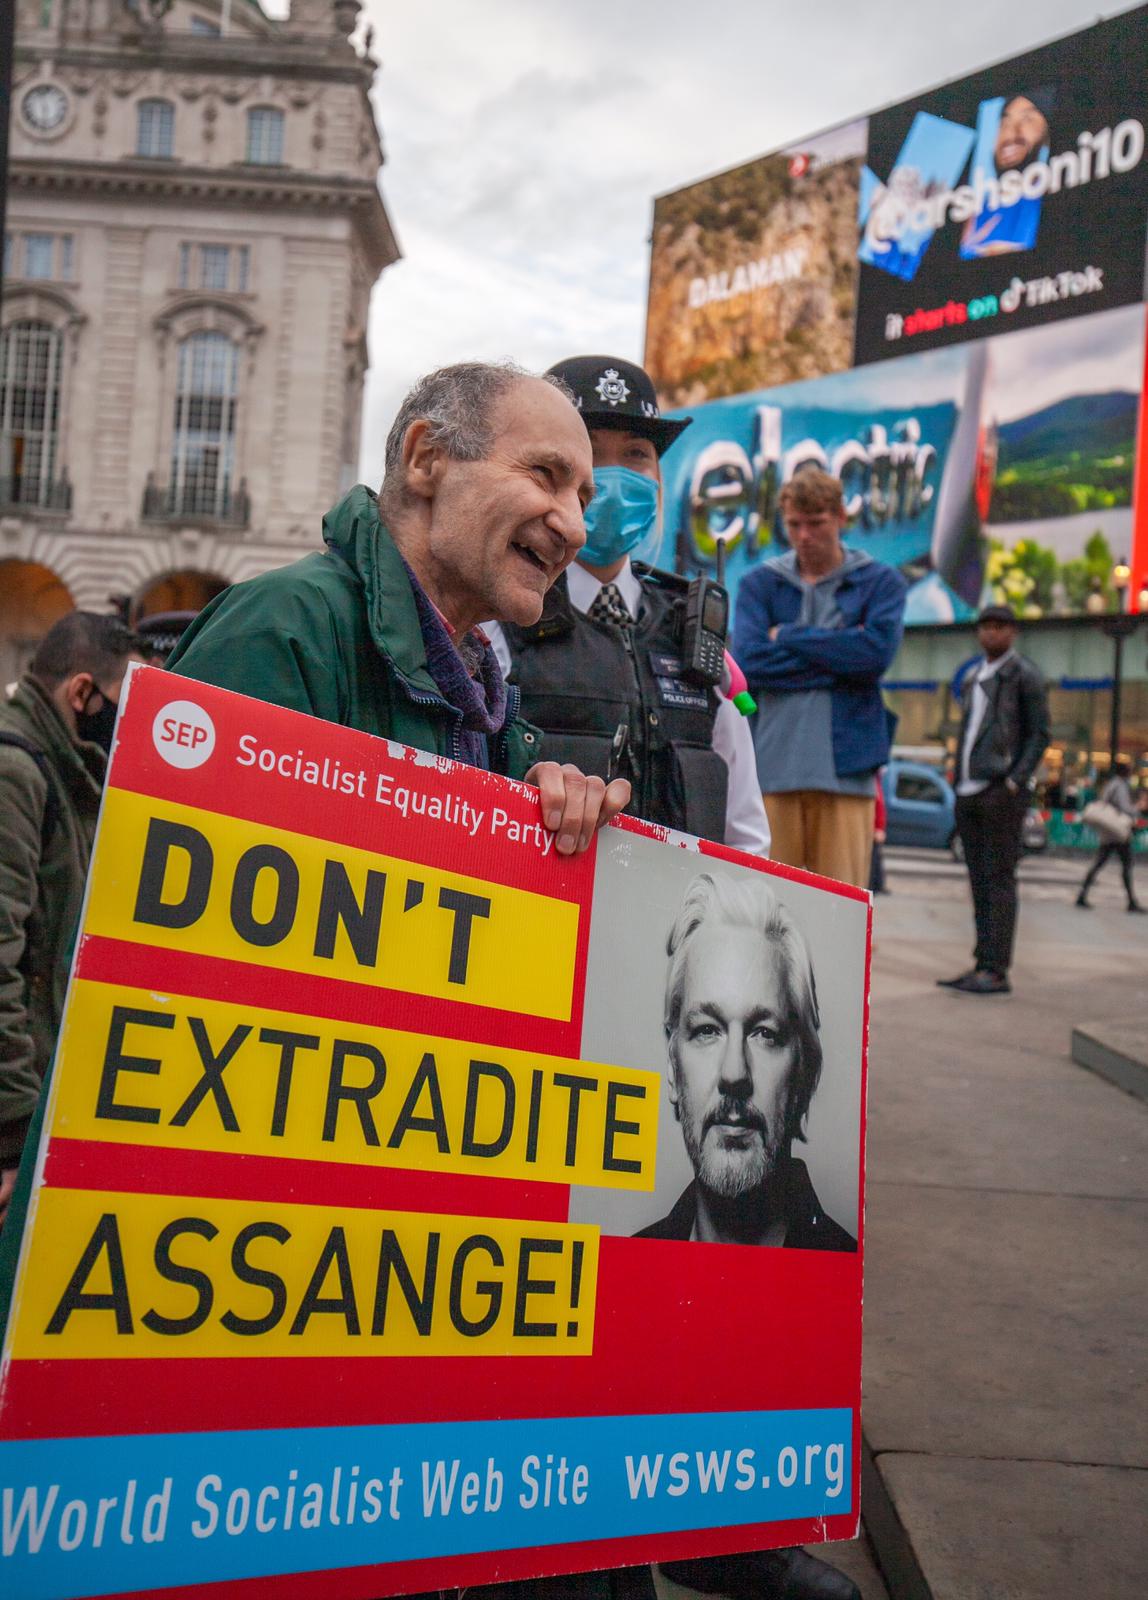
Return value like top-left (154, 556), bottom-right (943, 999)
top-left (1098, 560), bottom-right (1139, 768)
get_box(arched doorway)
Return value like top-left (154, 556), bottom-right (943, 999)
top-left (0, 559), bottom-right (75, 685)
top-left (133, 569), bottom-right (228, 620)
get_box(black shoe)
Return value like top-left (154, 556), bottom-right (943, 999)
top-left (773, 1549), bottom-right (861, 1600)
top-left (937, 968), bottom-right (978, 988)
top-left (661, 1547), bottom-right (860, 1600)
top-left (952, 969), bottom-right (1011, 994)
top-left (1129, 903), bottom-right (1147, 914)
top-left (1075, 893), bottom-right (1090, 908)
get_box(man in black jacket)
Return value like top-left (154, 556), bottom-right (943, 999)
top-left (939, 604), bottom-right (1050, 995)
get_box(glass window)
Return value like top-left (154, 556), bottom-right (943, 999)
top-left (137, 99), bottom-right (175, 159)
top-left (189, 14), bottom-right (220, 32)
top-left (200, 245), bottom-right (230, 292)
top-left (0, 321), bottom-right (64, 507)
top-left (895, 772), bottom-right (944, 805)
top-left (171, 330), bottom-right (239, 518)
top-left (236, 245), bottom-right (250, 294)
top-left (24, 235), bottom-right (54, 280)
top-left (246, 107), bottom-right (284, 165)
top-left (59, 235), bottom-right (74, 280)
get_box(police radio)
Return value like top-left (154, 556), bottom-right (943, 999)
top-left (683, 576), bottom-right (729, 686)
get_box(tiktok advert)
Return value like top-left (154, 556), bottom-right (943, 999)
top-left (854, 8), bottom-right (1148, 364)
top-left (0, 666), bottom-right (868, 1600)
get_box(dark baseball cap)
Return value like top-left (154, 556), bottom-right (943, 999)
top-left (546, 355), bottom-right (691, 456)
top-left (977, 603), bottom-right (1018, 626)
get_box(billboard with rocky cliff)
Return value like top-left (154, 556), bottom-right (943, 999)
top-left (644, 123), bottom-right (866, 407)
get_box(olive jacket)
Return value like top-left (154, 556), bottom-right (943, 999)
top-left (0, 676), bottom-right (106, 1166)
top-left (167, 484), bottom-right (540, 777)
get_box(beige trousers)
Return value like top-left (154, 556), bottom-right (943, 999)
top-left (763, 790), bottom-right (875, 890)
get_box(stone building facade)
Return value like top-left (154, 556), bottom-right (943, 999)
top-left (1, 0), bottom-right (399, 678)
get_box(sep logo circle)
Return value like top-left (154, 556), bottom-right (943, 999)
top-left (153, 701), bottom-right (216, 769)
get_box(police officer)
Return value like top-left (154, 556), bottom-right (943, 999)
top-left (487, 355), bottom-right (770, 855)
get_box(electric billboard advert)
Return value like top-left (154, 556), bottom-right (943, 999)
top-left (644, 7), bottom-right (1148, 625)
top-left (0, 667), bottom-right (868, 1600)
top-left (854, 7), bottom-right (1148, 364)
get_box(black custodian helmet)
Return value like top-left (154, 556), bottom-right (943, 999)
top-left (547, 355), bottom-right (691, 457)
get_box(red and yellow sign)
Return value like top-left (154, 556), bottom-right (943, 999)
top-left (0, 666), bottom-right (868, 1600)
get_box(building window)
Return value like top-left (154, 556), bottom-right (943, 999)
top-left (11, 233), bottom-right (74, 281)
top-left (4, 233), bottom-right (76, 283)
top-left (171, 330), bottom-right (239, 518)
top-left (0, 321), bottom-right (64, 508)
top-left (176, 243), bottom-right (252, 294)
top-left (199, 245), bottom-right (230, 292)
top-left (23, 235), bottom-right (55, 280)
top-left (246, 107), bottom-right (284, 165)
top-left (137, 99), bottom-right (175, 159)
top-left (189, 14), bottom-right (220, 32)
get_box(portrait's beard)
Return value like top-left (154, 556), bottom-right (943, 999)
top-left (677, 1086), bottom-right (788, 1201)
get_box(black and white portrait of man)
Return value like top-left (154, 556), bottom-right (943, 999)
top-left (569, 830), bottom-right (864, 1245)
top-left (638, 871), bottom-right (856, 1251)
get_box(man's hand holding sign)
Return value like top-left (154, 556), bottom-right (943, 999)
top-left (0, 364), bottom-right (866, 1600)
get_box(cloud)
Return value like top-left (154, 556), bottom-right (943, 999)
top-left (355, 0), bottom-right (1142, 484)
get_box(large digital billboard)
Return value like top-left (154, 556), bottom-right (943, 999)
top-left (854, 7), bottom-right (1148, 365)
top-left (645, 7), bottom-right (1148, 624)
top-left (644, 123), bottom-right (866, 406)
top-left (655, 302), bottom-right (1144, 625)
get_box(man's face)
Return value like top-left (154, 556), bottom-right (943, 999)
top-left (421, 377), bottom-right (595, 628)
top-left (783, 503), bottom-right (846, 572)
top-left (995, 97), bottom-right (1049, 172)
top-left (669, 923), bottom-right (799, 1201)
top-left (977, 619), bottom-right (1016, 661)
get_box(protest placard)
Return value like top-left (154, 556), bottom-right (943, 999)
top-left (0, 664), bottom-right (868, 1599)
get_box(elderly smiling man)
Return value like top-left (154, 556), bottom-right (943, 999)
top-left (169, 362), bottom-right (630, 852)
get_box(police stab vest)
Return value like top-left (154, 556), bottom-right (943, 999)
top-left (503, 566), bottom-right (729, 843)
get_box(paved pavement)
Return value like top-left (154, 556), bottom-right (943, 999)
top-left (844, 859), bottom-right (1148, 1598)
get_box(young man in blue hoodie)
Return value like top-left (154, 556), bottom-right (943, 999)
top-left (732, 469), bottom-right (907, 888)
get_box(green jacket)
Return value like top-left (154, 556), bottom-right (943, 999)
top-left (0, 676), bottom-right (106, 1165)
top-left (168, 485), bottom-right (540, 777)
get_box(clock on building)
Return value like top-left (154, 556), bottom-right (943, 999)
top-left (22, 84), bottom-right (70, 134)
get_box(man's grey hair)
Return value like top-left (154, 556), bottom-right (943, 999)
top-left (381, 360), bottom-right (574, 495)
top-left (663, 872), bottom-right (823, 1142)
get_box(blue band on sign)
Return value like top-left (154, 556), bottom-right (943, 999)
top-left (0, 1409), bottom-right (853, 1598)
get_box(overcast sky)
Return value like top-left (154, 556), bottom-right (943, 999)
top-left (353, 0), bottom-right (1141, 486)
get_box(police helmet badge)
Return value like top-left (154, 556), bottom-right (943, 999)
top-left (594, 368), bottom-right (630, 407)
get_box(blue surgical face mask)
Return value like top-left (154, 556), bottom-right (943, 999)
top-left (579, 466), bottom-right (659, 568)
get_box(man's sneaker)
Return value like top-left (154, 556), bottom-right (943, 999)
top-left (937, 969), bottom-right (978, 988)
top-left (952, 969), bottom-right (1011, 995)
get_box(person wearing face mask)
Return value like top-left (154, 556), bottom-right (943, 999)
top-left (0, 611), bottom-right (147, 1225)
top-left (488, 356), bottom-right (770, 856)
